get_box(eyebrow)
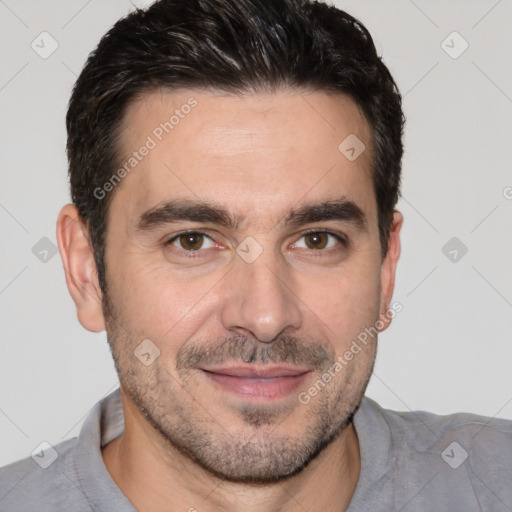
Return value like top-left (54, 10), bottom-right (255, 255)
top-left (135, 197), bottom-right (368, 233)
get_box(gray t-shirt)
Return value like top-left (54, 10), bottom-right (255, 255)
top-left (1, 389), bottom-right (511, 511)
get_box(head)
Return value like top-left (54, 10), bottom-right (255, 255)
top-left (58, 0), bottom-right (404, 484)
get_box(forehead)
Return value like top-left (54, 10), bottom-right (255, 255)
top-left (110, 88), bottom-right (375, 228)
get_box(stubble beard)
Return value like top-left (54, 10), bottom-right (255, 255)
top-left (102, 291), bottom-right (376, 484)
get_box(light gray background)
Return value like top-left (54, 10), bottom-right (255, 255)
top-left (1, 0), bottom-right (511, 467)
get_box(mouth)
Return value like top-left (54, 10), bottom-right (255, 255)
top-left (200, 365), bottom-right (313, 401)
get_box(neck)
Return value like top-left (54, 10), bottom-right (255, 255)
top-left (102, 389), bottom-right (361, 512)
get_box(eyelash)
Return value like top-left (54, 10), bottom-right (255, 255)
top-left (165, 230), bottom-right (215, 259)
top-left (165, 229), bottom-right (348, 258)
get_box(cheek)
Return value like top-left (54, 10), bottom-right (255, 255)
top-left (297, 262), bottom-right (381, 348)
top-left (108, 258), bottom-right (221, 342)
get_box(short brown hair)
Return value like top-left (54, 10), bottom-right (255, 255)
top-left (66, 0), bottom-right (405, 294)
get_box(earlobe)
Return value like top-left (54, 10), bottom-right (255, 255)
top-left (56, 204), bottom-right (106, 333)
top-left (378, 210), bottom-right (403, 332)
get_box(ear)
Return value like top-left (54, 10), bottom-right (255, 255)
top-left (56, 204), bottom-right (106, 332)
top-left (377, 210), bottom-right (403, 332)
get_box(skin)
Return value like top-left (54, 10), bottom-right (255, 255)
top-left (57, 88), bottom-right (403, 511)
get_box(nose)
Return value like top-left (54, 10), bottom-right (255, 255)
top-left (220, 249), bottom-right (303, 343)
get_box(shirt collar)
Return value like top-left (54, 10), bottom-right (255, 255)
top-left (71, 388), bottom-right (135, 511)
top-left (70, 389), bottom-right (393, 510)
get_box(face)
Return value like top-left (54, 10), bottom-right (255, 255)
top-left (95, 88), bottom-right (400, 483)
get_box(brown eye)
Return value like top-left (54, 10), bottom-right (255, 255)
top-left (178, 233), bottom-right (205, 251)
top-left (166, 231), bottom-right (217, 257)
top-left (292, 231), bottom-right (347, 253)
top-left (304, 232), bottom-right (329, 250)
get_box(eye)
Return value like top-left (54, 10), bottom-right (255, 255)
top-left (166, 231), bottom-right (216, 252)
top-left (292, 231), bottom-right (347, 251)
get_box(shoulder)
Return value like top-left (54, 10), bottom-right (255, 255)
top-left (356, 397), bottom-right (512, 508)
top-left (0, 438), bottom-right (91, 511)
top-left (367, 398), bottom-right (512, 458)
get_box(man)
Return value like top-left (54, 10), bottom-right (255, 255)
top-left (1, 0), bottom-right (511, 510)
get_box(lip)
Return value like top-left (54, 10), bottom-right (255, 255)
top-left (200, 365), bottom-right (312, 401)
top-left (202, 365), bottom-right (312, 378)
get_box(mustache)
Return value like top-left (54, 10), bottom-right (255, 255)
top-left (176, 334), bottom-right (334, 371)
